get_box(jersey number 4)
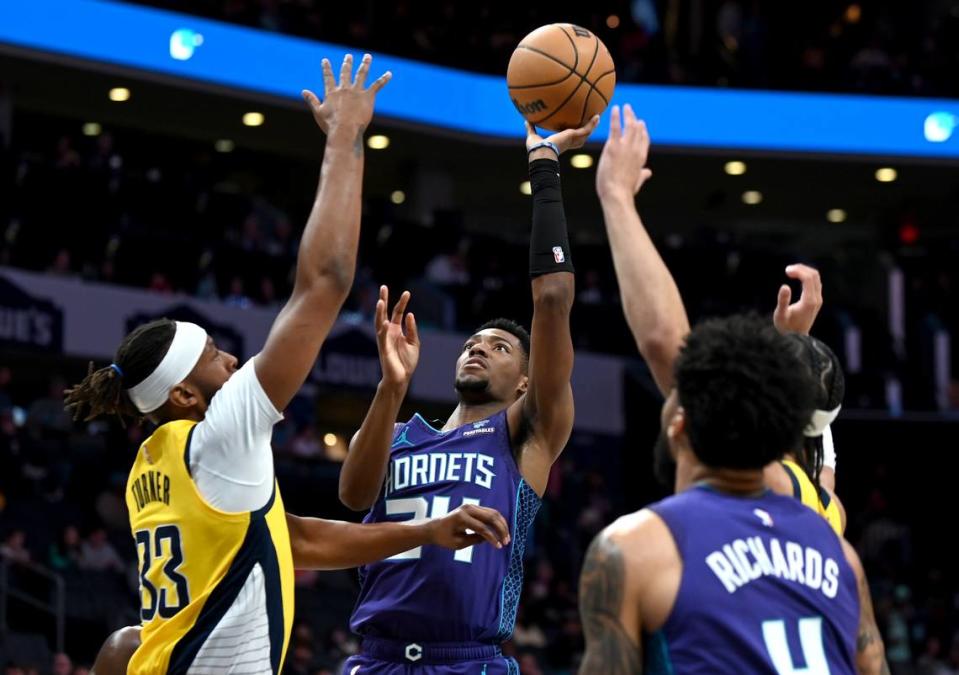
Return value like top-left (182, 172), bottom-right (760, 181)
top-left (762, 617), bottom-right (830, 674)
top-left (385, 496), bottom-right (482, 563)
top-left (135, 525), bottom-right (190, 621)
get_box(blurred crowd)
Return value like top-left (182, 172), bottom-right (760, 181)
top-left (2, 364), bottom-right (959, 674)
top-left (2, 111), bottom-right (958, 413)
top-left (126, 0), bottom-right (959, 97)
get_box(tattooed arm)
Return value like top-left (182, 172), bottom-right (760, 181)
top-left (841, 540), bottom-right (889, 675)
top-left (578, 531), bottom-right (643, 674)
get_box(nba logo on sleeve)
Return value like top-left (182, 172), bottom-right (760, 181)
top-left (552, 246), bottom-right (566, 263)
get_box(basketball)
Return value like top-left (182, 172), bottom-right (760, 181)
top-left (507, 24), bottom-right (616, 132)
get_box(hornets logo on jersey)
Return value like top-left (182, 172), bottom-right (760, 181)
top-left (125, 420), bottom-right (295, 674)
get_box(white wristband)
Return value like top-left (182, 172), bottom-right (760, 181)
top-left (822, 425), bottom-right (837, 471)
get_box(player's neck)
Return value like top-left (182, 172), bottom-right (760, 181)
top-left (443, 401), bottom-right (507, 431)
top-left (690, 466), bottom-right (767, 497)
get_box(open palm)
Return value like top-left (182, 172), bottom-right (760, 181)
top-left (376, 286), bottom-right (419, 386)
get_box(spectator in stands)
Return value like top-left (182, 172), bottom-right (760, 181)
top-left (51, 653), bottom-right (72, 675)
top-left (0, 529), bottom-right (30, 565)
top-left (289, 427), bottom-right (323, 460)
top-left (48, 525), bottom-right (82, 571)
top-left (26, 378), bottom-right (70, 437)
top-left (46, 249), bottom-right (73, 277)
top-left (0, 366), bottom-right (13, 411)
top-left (286, 644), bottom-right (315, 675)
top-left (147, 272), bottom-right (173, 294)
top-left (425, 239), bottom-right (470, 287)
top-left (78, 528), bottom-right (124, 574)
top-left (517, 653), bottom-right (545, 675)
top-left (916, 636), bottom-right (949, 675)
top-left (577, 269), bottom-right (605, 305)
top-left (3, 664), bottom-right (25, 675)
top-left (224, 276), bottom-right (253, 308)
top-left (195, 267), bottom-right (219, 301)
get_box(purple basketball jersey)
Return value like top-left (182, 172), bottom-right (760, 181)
top-left (645, 486), bottom-right (859, 674)
top-left (350, 410), bottom-right (540, 644)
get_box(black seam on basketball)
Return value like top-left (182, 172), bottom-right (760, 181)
top-left (577, 38), bottom-right (602, 126)
top-left (509, 70), bottom-right (576, 89)
top-left (590, 69), bottom-right (616, 106)
top-left (531, 76), bottom-right (587, 127)
top-left (515, 44), bottom-right (578, 74)
top-left (570, 66), bottom-right (614, 124)
top-left (558, 25), bottom-right (580, 72)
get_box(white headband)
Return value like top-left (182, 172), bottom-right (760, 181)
top-left (127, 321), bottom-right (208, 414)
top-left (804, 405), bottom-right (841, 437)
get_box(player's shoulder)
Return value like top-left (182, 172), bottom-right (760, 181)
top-left (141, 418), bottom-right (197, 456)
top-left (599, 508), bottom-right (676, 567)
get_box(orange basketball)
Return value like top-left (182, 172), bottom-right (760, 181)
top-left (507, 24), bottom-right (616, 132)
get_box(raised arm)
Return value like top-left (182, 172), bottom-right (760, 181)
top-left (255, 54), bottom-right (391, 411)
top-left (510, 118), bottom-right (598, 495)
top-left (596, 105), bottom-right (689, 396)
top-left (339, 287), bottom-right (419, 510)
top-left (286, 503), bottom-right (509, 570)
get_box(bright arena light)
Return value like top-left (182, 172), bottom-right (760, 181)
top-left (827, 208), bottom-right (847, 223)
top-left (519, 181), bottom-right (532, 195)
top-left (242, 112), bottom-right (265, 127)
top-left (570, 154), bottom-right (593, 169)
top-left (82, 122), bottom-right (102, 136)
top-left (390, 190), bottom-right (406, 205)
top-left (741, 190), bottom-right (762, 205)
top-left (724, 160), bottom-right (747, 175)
top-left (875, 167), bottom-right (897, 182)
top-left (108, 87), bottom-right (131, 102)
top-left (367, 135), bottom-right (390, 150)
top-left (323, 433), bottom-right (337, 447)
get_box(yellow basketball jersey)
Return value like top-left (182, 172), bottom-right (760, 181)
top-left (125, 419), bottom-right (294, 674)
top-left (781, 459), bottom-right (844, 536)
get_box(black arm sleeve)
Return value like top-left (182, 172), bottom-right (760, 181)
top-left (529, 157), bottom-right (575, 278)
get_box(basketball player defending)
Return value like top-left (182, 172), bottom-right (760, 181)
top-left (336, 116), bottom-right (600, 673)
top-left (595, 104), bottom-right (845, 533)
top-left (66, 55), bottom-right (508, 675)
top-left (578, 315), bottom-right (888, 674)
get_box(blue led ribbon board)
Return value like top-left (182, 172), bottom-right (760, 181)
top-left (1, 0), bottom-right (958, 158)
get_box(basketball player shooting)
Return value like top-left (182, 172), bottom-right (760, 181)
top-left (335, 115), bottom-right (599, 674)
top-left (64, 54), bottom-right (508, 675)
top-left (577, 315), bottom-right (889, 674)
top-left (596, 104), bottom-right (846, 534)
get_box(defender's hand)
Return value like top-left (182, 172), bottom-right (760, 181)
top-left (773, 264), bottom-right (823, 336)
top-left (596, 104), bottom-right (652, 200)
top-left (526, 115), bottom-right (600, 160)
top-left (375, 286), bottom-right (419, 387)
top-left (427, 504), bottom-right (511, 550)
top-left (301, 53), bottom-right (391, 135)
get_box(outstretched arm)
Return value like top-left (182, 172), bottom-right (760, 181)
top-left (510, 117), bottom-right (599, 495)
top-left (286, 504), bottom-right (510, 570)
top-left (255, 54), bottom-right (391, 411)
top-left (340, 287), bottom-right (419, 510)
top-left (596, 105), bottom-right (689, 396)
